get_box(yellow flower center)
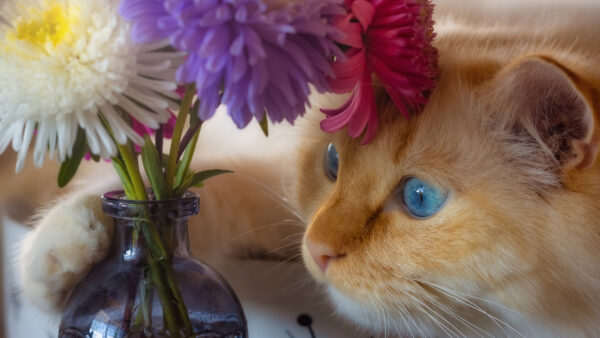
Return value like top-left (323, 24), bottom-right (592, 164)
top-left (6, 1), bottom-right (78, 49)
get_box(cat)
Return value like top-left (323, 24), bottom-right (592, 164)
top-left (16, 0), bottom-right (600, 336)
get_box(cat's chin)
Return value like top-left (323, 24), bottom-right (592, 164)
top-left (326, 285), bottom-right (433, 337)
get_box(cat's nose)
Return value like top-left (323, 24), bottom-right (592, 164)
top-left (306, 238), bottom-right (344, 273)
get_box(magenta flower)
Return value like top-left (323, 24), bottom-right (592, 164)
top-left (321, 0), bottom-right (438, 144)
top-left (119, 0), bottom-right (345, 128)
top-left (132, 112), bottom-right (177, 141)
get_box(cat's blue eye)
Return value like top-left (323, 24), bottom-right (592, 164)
top-left (324, 143), bottom-right (339, 181)
top-left (401, 177), bottom-right (448, 219)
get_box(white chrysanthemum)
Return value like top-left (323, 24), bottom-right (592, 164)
top-left (0, 0), bottom-right (182, 171)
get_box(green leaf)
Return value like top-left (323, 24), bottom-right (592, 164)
top-left (112, 157), bottom-right (135, 198)
top-left (161, 153), bottom-right (170, 169)
top-left (259, 116), bottom-right (269, 137)
top-left (141, 135), bottom-right (167, 200)
top-left (90, 153), bottom-right (101, 162)
top-left (173, 169), bottom-right (233, 197)
top-left (173, 170), bottom-right (194, 197)
top-left (174, 127), bottom-right (201, 188)
top-left (191, 169), bottom-right (233, 186)
top-left (57, 128), bottom-right (87, 188)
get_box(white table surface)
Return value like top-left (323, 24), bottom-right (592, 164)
top-left (2, 216), bottom-right (366, 338)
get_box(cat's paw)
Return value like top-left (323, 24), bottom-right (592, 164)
top-left (18, 194), bottom-right (113, 313)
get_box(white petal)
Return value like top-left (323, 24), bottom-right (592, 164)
top-left (33, 121), bottom-right (52, 168)
top-left (138, 52), bottom-right (187, 62)
top-left (11, 120), bottom-right (24, 151)
top-left (123, 86), bottom-right (169, 111)
top-left (140, 39), bottom-right (171, 52)
top-left (100, 104), bottom-right (127, 145)
top-left (56, 117), bottom-right (71, 161)
top-left (0, 123), bottom-right (12, 154)
top-left (129, 76), bottom-right (177, 93)
top-left (79, 114), bottom-right (100, 155)
top-left (47, 124), bottom-right (58, 160)
top-left (117, 95), bottom-right (162, 129)
top-left (15, 121), bottom-right (35, 173)
top-left (136, 60), bottom-right (172, 74)
top-left (93, 118), bottom-right (116, 158)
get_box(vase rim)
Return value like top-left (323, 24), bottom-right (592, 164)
top-left (102, 190), bottom-right (199, 203)
top-left (102, 190), bottom-right (200, 219)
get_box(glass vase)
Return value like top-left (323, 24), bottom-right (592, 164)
top-left (59, 191), bottom-right (248, 338)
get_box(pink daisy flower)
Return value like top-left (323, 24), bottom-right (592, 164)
top-left (321, 0), bottom-right (438, 144)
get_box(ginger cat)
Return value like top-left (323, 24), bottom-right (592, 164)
top-left (17, 0), bottom-right (600, 336)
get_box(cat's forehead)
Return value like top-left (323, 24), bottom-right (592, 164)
top-left (330, 69), bottom-right (497, 190)
top-left (373, 74), bottom-right (484, 153)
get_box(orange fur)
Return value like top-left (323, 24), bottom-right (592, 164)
top-left (295, 1), bottom-right (600, 335)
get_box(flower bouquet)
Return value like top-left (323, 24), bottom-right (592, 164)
top-left (0, 0), bottom-right (437, 336)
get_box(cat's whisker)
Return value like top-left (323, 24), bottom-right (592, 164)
top-left (410, 278), bottom-right (517, 328)
top-left (408, 278), bottom-right (508, 335)
top-left (429, 283), bottom-right (522, 318)
top-left (381, 289), bottom-right (411, 337)
top-left (411, 278), bottom-right (523, 338)
top-left (380, 295), bottom-right (394, 338)
top-left (258, 241), bottom-right (302, 258)
top-left (397, 298), bottom-right (427, 338)
top-left (404, 292), bottom-right (457, 338)
top-left (429, 281), bottom-right (525, 331)
top-left (386, 287), bottom-right (422, 337)
top-left (272, 218), bottom-right (306, 228)
top-left (406, 292), bottom-right (464, 338)
top-left (258, 273), bottom-right (317, 299)
top-left (280, 232), bottom-right (305, 244)
top-left (228, 220), bottom-right (304, 243)
top-left (258, 252), bottom-right (304, 277)
top-left (279, 166), bottom-right (297, 209)
top-left (233, 173), bottom-right (306, 223)
top-left (420, 289), bottom-right (492, 338)
top-left (395, 305), bottom-right (416, 338)
top-left (377, 296), bottom-right (388, 338)
top-left (363, 292), bottom-right (385, 336)
top-left (398, 302), bottom-right (424, 337)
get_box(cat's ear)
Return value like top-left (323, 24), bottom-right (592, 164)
top-left (492, 56), bottom-right (599, 171)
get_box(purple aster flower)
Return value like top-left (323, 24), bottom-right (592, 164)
top-left (119, 0), bottom-right (345, 128)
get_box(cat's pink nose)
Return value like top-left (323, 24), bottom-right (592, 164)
top-left (306, 239), bottom-right (344, 273)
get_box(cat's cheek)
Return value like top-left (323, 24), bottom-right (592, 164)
top-left (301, 239), bottom-right (391, 333)
top-left (327, 286), bottom-right (382, 329)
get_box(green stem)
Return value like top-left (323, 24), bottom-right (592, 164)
top-left (166, 85), bottom-right (195, 198)
top-left (140, 219), bottom-right (182, 337)
top-left (114, 145), bottom-right (182, 335)
top-left (148, 260), bottom-right (181, 336)
top-left (174, 125), bottom-right (201, 191)
top-left (141, 270), bottom-right (154, 334)
top-left (112, 101), bottom-right (198, 335)
top-left (117, 143), bottom-right (147, 201)
top-left (162, 262), bottom-right (193, 334)
top-left (157, 213), bottom-right (193, 334)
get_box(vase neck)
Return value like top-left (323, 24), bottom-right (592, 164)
top-left (101, 191), bottom-right (199, 263)
top-left (110, 218), bottom-right (192, 263)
